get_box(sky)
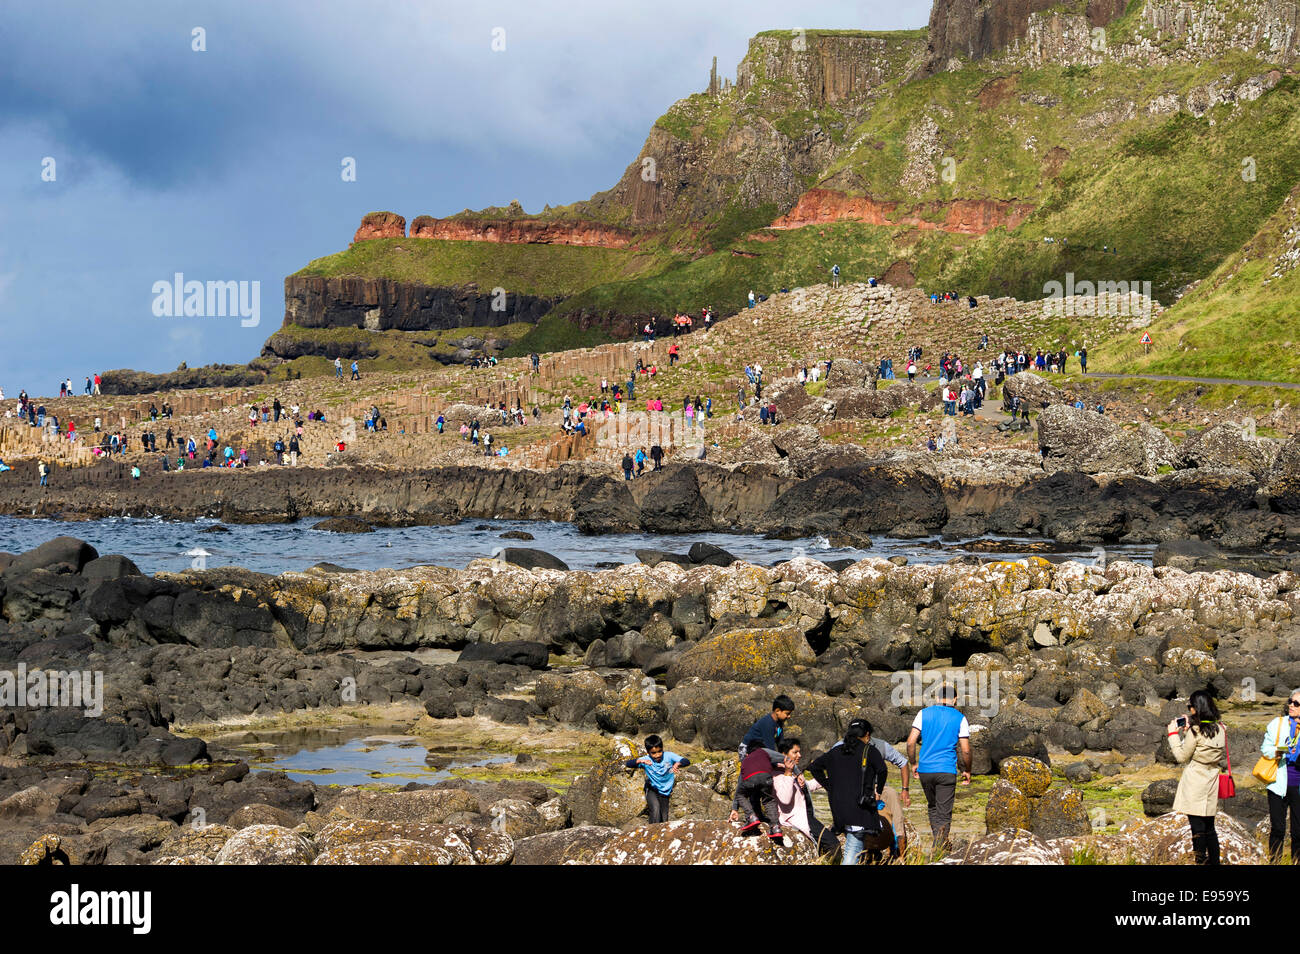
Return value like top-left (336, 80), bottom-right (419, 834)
top-left (0, 0), bottom-right (932, 392)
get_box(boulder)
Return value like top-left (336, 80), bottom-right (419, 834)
top-left (937, 828), bottom-right (1069, 865)
top-left (4, 537), bottom-right (99, 577)
top-left (1140, 778), bottom-right (1179, 817)
top-left (1266, 433), bottom-right (1300, 514)
top-left (312, 819), bottom-right (476, 863)
top-left (666, 626), bottom-right (815, 688)
top-left (1003, 372), bottom-right (1064, 409)
top-left (511, 826), bottom-right (621, 865)
top-left (534, 671), bottom-right (610, 724)
top-left (1030, 788), bottom-right (1091, 839)
top-left (312, 518), bottom-right (374, 533)
top-left (499, 548), bottom-right (569, 571)
top-left (312, 838), bottom-right (465, 865)
top-left (984, 779), bottom-right (1032, 833)
top-left (998, 757), bottom-right (1052, 798)
top-left (325, 788), bottom-right (481, 825)
top-left (1056, 812), bottom-right (1265, 865)
top-left (638, 468), bottom-right (714, 534)
top-left (1037, 404), bottom-right (1146, 475)
top-left (214, 824), bottom-right (315, 865)
top-left (1181, 422), bottom-right (1277, 479)
top-left (578, 819), bottom-right (824, 865)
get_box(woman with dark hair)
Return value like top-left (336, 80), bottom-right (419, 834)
top-left (809, 719), bottom-right (894, 865)
top-left (1260, 689), bottom-right (1300, 862)
top-left (1167, 689), bottom-right (1227, 865)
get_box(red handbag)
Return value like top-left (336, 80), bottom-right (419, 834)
top-left (1219, 729), bottom-right (1236, 799)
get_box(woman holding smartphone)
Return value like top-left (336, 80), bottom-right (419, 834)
top-left (1260, 691), bottom-right (1300, 862)
top-left (1167, 689), bottom-right (1227, 865)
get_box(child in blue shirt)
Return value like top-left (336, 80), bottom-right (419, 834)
top-left (625, 734), bottom-right (690, 824)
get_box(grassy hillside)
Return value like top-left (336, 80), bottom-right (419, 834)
top-left (295, 237), bottom-right (675, 299)
top-left (1096, 183), bottom-right (1300, 382)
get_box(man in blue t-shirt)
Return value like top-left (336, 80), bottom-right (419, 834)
top-left (626, 734), bottom-right (691, 824)
top-left (906, 684), bottom-right (971, 853)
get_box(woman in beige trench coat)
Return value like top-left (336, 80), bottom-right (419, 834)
top-left (1167, 689), bottom-right (1228, 865)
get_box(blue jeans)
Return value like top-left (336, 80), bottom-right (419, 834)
top-left (841, 831), bottom-right (865, 866)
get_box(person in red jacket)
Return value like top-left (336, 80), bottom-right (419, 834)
top-left (729, 744), bottom-right (790, 840)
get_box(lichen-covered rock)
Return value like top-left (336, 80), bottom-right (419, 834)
top-left (214, 824), bottom-right (315, 865)
top-left (512, 826), bottom-right (621, 865)
top-left (577, 819), bottom-right (823, 865)
top-left (312, 818), bottom-right (475, 863)
top-left (1003, 372), bottom-right (1064, 409)
top-left (1181, 422), bottom-right (1278, 479)
top-left (313, 838), bottom-right (461, 865)
top-left (666, 625), bottom-right (814, 687)
top-left (534, 671), bottom-right (611, 724)
top-left (985, 779), bottom-right (1032, 833)
top-left (226, 803), bottom-right (301, 830)
top-left (937, 828), bottom-right (1069, 865)
top-left (153, 824), bottom-right (237, 863)
top-left (20, 833), bottom-right (67, 865)
top-left (325, 788), bottom-right (480, 824)
top-left (1030, 788), bottom-right (1091, 839)
top-left (999, 756), bottom-right (1052, 797)
top-left (1037, 404), bottom-right (1146, 474)
top-left (1055, 812), bottom-right (1265, 865)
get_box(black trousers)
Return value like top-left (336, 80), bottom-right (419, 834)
top-left (645, 788), bottom-right (671, 824)
top-left (737, 773), bottom-right (779, 829)
top-left (1187, 814), bottom-right (1220, 865)
top-left (1268, 786), bottom-right (1300, 862)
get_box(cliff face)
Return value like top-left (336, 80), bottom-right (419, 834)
top-left (769, 189), bottom-right (1035, 235)
top-left (573, 30), bottom-right (928, 228)
top-left (353, 211), bottom-right (406, 242)
top-left (408, 215), bottom-right (634, 248)
top-left (282, 276), bottom-right (553, 332)
top-left (926, 0), bottom-right (1126, 66)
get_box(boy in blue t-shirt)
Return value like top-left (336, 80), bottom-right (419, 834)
top-left (625, 734), bottom-right (691, 824)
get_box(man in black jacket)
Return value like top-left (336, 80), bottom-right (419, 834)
top-left (809, 719), bottom-right (895, 865)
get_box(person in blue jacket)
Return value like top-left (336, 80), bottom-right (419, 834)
top-left (740, 695), bottom-right (795, 756)
top-left (625, 735), bottom-right (690, 824)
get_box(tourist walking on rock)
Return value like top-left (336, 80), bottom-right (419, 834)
top-left (1261, 690), bottom-right (1300, 862)
top-left (38, 460), bottom-right (48, 487)
top-left (906, 684), bottom-right (971, 854)
top-left (862, 720), bottom-right (912, 858)
top-left (625, 734), bottom-right (690, 824)
top-left (622, 452), bottom-right (633, 481)
top-left (288, 434), bottom-right (300, 466)
top-left (350, 360), bottom-right (360, 380)
top-left (830, 263), bottom-right (840, 288)
top-left (1168, 689), bottom-right (1228, 865)
top-left (809, 719), bottom-right (893, 864)
top-left (335, 357), bottom-right (343, 380)
top-left (650, 443), bottom-right (663, 471)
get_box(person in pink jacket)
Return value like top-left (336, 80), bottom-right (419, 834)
top-left (771, 737), bottom-right (837, 856)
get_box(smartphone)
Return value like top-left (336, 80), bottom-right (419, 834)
top-left (1175, 716), bottom-right (1187, 728)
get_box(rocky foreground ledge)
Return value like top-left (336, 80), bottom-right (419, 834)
top-left (6, 427), bottom-right (1300, 545)
top-left (1, 535), bottom-right (1294, 864)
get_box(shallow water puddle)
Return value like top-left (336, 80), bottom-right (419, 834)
top-left (217, 724), bottom-right (514, 786)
